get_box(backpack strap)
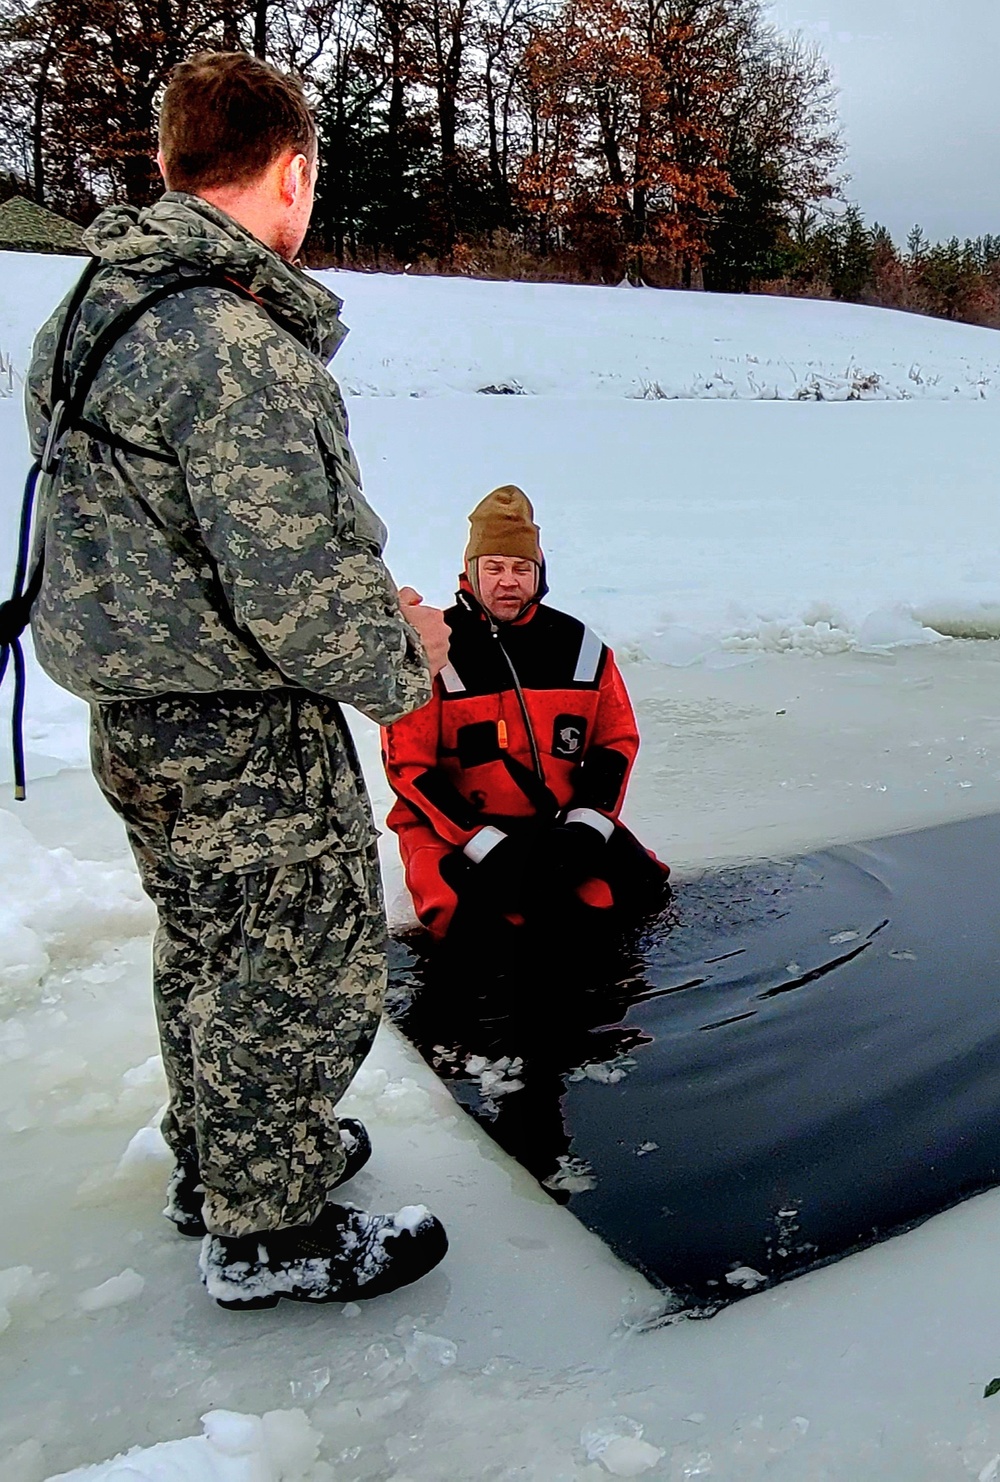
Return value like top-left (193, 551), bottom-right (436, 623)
top-left (0, 265), bottom-right (267, 798)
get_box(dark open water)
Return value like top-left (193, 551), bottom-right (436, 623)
top-left (387, 813), bottom-right (1000, 1313)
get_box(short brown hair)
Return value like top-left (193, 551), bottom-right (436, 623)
top-left (159, 52), bottom-right (316, 193)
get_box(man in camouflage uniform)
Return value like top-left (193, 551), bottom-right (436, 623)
top-left (25, 52), bottom-right (450, 1308)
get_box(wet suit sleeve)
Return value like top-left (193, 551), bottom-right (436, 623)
top-left (382, 686), bottom-right (486, 849)
top-left (180, 380), bottom-right (432, 725)
top-left (569, 651), bottom-right (639, 819)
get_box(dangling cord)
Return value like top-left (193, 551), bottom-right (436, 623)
top-left (0, 258), bottom-right (96, 800)
top-left (10, 635), bottom-right (26, 800)
top-left (0, 459), bottom-right (44, 799)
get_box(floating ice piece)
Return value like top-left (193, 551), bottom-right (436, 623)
top-left (460, 1053), bottom-right (526, 1115)
top-left (77, 1268), bottom-right (145, 1314)
top-left (829, 930), bottom-right (860, 945)
top-left (636, 1141), bottom-right (659, 1157)
top-left (543, 1155), bottom-right (597, 1194)
top-left (577, 1056), bottom-right (636, 1086)
top-left (725, 1265), bottom-right (766, 1290)
top-left (569, 1054), bottom-right (636, 1086)
top-left (464, 1053), bottom-right (525, 1102)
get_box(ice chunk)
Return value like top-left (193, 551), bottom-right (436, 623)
top-left (601, 1437), bottom-right (666, 1476)
top-left (572, 1056), bottom-right (636, 1086)
top-left (340, 1065), bottom-right (436, 1125)
top-left (725, 1265), bottom-right (766, 1290)
top-left (403, 1329), bottom-right (458, 1380)
top-left (120, 1056), bottom-right (163, 1092)
top-left (581, 1415), bottom-right (644, 1462)
top-left (77, 1269), bottom-right (145, 1313)
top-left (47, 1408), bottom-right (321, 1481)
top-left (543, 1155), bottom-right (597, 1194)
top-left (260, 1409), bottom-right (322, 1474)
top-left (115, 1123), bottom-right (171, 1178)
top-left (0, 1265), bottom-right (54, 1334)
top-left (642, 625), bottom-right (716, 668)
top-left (463, 1054), bottom-right (525, 1104)
top-left (0, 808), bottom-right (151, 1012)
top-left (200, 1411), bottom-right (261, 1456)
top-left (288, 1368), bottom-right (331, 1404)
top-left (856, 607), bottom-right (944, 651)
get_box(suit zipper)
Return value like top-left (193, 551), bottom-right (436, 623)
top-left (490, 621), bottom-right (544, 783)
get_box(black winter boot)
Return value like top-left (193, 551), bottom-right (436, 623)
top-left (199, 1201), bottom-right (449, 1310)
top-left (165, 1118), bottom-right (373, 1238)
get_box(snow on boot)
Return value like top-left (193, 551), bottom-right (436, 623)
top-left (164, 1153), bottom-right (205, 1238)
top-left (199, 1201), bottom-right (449, 1310)
top-left (165, 1118), bottom-right (373, 1238)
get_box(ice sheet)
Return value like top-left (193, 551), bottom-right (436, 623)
top-left (3, 258), bottom-right (1000, 1479)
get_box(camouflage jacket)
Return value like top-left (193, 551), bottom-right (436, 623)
top-left (25, 192), bottom-right (430, 725)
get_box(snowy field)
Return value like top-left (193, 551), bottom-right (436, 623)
top-left (5, 253), bottom-right (1000, 1479)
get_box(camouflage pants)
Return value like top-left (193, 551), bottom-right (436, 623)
top-left (91, 691), bottom-right (386, 1238)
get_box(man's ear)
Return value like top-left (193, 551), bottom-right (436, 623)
top-left (279, 151), bottom-right (311, 206)
top-left (155, 149), bottom-right (168, 185)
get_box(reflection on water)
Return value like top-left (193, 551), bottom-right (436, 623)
top-left (389, 816), bottom-right (1000, 1312)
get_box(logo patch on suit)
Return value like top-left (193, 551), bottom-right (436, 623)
top-left (552, 714), bottom-right (587, 759)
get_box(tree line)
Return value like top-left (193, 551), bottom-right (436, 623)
top-left (0, 0), bottom-right (842, 285)
top-left (0, 0), bottom-right (997, 330)
top-left (770, 206), bottom-right (1000, 327)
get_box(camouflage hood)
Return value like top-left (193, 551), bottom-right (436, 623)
top-left (83, 192), bottom-right (347, 363)
top-left (26, 184), bottom-right (430, 730)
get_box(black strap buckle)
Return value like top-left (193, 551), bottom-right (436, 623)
top-left (40, 398), bottom-right (67, 476)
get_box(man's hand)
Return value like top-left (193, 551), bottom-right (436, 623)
top-left (399, 586), bottom-right (450, 678)
top-left (542, 819), bottom-right (609, 888)
top-left (456, 829), bottom-right (536, 913)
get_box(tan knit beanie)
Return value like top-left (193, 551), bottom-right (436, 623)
top-left (465, 485), bottom-right (542, 565)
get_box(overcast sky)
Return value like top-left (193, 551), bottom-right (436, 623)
top-left (769, 1), bottom-right (1000, 243)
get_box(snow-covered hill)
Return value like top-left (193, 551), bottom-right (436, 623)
top-left (324, 269), bottom-right (1000, 404)
top-left (9, 251), bottom-right (1000, 403)
top-left (4, 256), bottom-right (1000, 1481)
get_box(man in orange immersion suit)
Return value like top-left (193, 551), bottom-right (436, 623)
top-left (381, 486), bottom-right (669, 949)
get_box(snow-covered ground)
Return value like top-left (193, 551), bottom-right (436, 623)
top-left (5, 254), bottom-right (1000, 1480)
